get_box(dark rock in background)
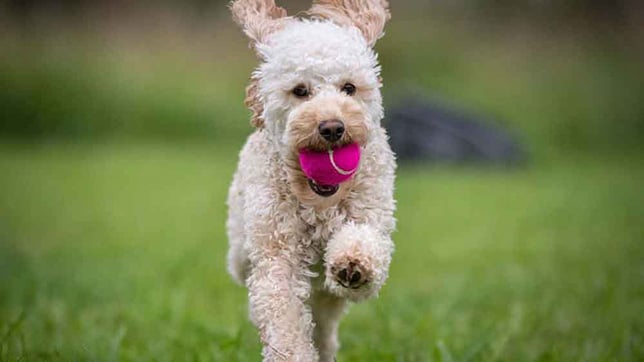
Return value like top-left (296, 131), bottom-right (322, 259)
top-left (384, 97), bottom-right (527, 166)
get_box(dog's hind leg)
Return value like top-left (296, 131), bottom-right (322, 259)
top-left (226, 237), bottom-right (249, 286)
top-left (226, 170), bottom-right (249, 285)
top-left (310, 291), bottom-right (347, 362)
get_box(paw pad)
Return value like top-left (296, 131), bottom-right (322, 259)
top-left (335, 261), bottom-right (367, 289)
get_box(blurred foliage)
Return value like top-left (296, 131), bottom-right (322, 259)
top-left (0, 1), bottom-right (643, 158)
top-left (0, 51), bottom-right (248, 142)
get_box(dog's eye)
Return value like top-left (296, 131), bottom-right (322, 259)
top-left (341, 83), bottom-right (356, 96)
top-left (292, 85), bottom-right (309, 98)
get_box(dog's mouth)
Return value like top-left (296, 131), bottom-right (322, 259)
top-left (307, 178), bottom-right (339, 197)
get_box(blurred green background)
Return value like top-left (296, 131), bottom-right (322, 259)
top-left (1, 1), bottom-right (643, 360)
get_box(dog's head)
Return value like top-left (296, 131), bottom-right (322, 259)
top-left (231, 0), bottom-right (390, 207)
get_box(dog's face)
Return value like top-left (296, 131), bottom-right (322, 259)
top-left (260, 21), bottom-right (379, 154)
top-left (231, 0), bottom-right (390, 207)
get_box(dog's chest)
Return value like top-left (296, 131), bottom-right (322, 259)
top-left (298, 204), bottom-right (348, 250)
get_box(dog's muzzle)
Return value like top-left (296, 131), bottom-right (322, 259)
top-left (307, 178), bottom-right (339, 197)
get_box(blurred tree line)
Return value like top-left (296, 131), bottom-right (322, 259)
top-left (0, 0), bottom-right (642, 153)
top-left (3, 0), bottom-right (643, 29)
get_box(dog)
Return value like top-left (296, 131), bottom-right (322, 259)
top-left (226, 1), bottom-right (396, 360)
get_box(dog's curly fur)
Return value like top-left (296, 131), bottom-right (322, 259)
top-left (226, 1), bottom-right (395, 360)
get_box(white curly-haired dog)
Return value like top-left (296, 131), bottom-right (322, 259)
top-left (226, 1), bottom-right (395, 360)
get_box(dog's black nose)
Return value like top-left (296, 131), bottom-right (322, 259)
top-left (318, 120), bottom-right (345, 143)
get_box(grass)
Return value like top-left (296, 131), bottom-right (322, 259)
top-left (0, 142), bottom-right (642, 361)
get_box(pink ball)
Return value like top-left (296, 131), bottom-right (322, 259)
top-left (299, 143), bottom-right (361, 185)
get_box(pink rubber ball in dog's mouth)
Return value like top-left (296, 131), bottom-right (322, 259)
top-left (299, 143), bottom-right (361, 197)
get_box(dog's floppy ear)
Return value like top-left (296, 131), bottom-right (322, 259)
top-left (307, 0), bottom-right (391, 47)
top-left (231, 0), bottom-right (288, 128)
top-left (245, 76), bottom-right (265, 128)
top-left (230, 0), bottom-right (290, 48)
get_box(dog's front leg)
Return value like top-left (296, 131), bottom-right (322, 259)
top-left (324, 223), bottom-right (394, 302)
top-left (246, 246), bottom-right (317, 361)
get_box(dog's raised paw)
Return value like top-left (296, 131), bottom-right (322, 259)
top-left (334, 261), bottom-right (368, 289)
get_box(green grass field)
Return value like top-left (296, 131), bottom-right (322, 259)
top-left (1, 142), bottom-right (642, 361)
